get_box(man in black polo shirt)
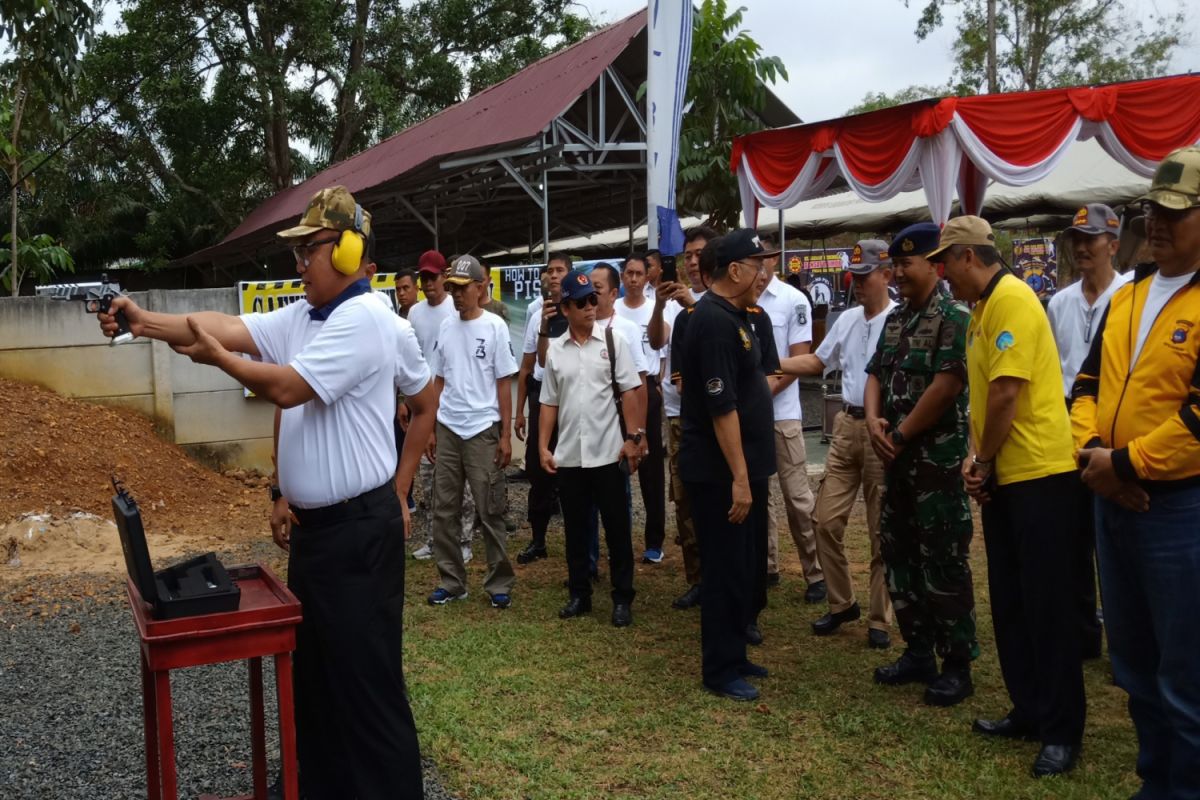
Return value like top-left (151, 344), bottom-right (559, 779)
top-left (679, 229), bottom-right (778, 701)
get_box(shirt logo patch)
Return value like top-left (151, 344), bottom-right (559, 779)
top-left (475, 338), bottom-right (487, 359)
top-left (600, 348), bottom-right (609, 360)
top-left (706, 378), bottom-right (725, 395)
top-left (995, 330), bottom-right (1015, 351)
top-left (796, 304), bottom-right (807, 325)
top-left (1173, 327), bottom-right (1189, 344)
top-left (738, 327), bottom-right (752, 350)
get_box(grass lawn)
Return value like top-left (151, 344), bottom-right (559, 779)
top-left (402, 508), bottom-right (1138, 800)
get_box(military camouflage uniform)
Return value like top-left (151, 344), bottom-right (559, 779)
top-left (866, 287), bottom-right (978, 663)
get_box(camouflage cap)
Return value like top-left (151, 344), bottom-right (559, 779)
top-left (277, 185), bottom-right (372, 242)
top-left (444, 254), bottom-right (486, 285)
top-left (1137, 146), bottom-right (1200, 210)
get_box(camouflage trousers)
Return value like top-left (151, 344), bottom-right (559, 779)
top-left (879, 454), bottom-right (978, 662)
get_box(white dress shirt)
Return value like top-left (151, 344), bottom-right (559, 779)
top-left (815, 300), bottom-right (896, 407)
top-left (756, 276), bottom-right (814, 422)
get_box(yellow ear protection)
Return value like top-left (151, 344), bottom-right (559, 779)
top-left (331, 203), bottom-right (365, 275)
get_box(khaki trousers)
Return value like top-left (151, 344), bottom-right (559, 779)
top-left (432, 422), bottom-right (514, 596)
top-left (667, 416), bottom-right (701, 586)
top-left (767, 420), bottom-right (822, 584)
top-left (813, 412), bottom-right (893, 631)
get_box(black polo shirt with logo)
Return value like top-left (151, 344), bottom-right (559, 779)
top-left (678, 293), bottom-right (777, 484)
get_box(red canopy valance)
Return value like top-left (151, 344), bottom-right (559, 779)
top-left (731, 75), bottom-right (1200, 226)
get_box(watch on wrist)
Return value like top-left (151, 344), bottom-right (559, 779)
top-left (626, 432), bottom-right (643, 445)
top-left (890, 429), bottom-right (906, 446)
top-left (269, 485), bottom-right (283, 502)
top-left (972, 455), bottom-right (993, 468)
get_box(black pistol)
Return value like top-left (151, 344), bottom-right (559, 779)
top-left (47, 273), bottom-right (134, 345)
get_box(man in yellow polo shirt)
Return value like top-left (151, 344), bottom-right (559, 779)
top-left (929, 216), bottom-right (1086, 779)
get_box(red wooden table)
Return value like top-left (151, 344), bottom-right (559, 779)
top-left (126, 563), bottom-right (302, 800)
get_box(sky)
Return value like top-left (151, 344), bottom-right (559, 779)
top-left (581, 0), bottom-right (1200, 123)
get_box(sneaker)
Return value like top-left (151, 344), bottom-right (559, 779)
top-left (489, 593), bottom-right (512, 609)
top-left (642, 548), bottom-right (664, 564)
top-left (412, 544), bottom-right (433, 560)
top-left (461, 544), bottom-right (473, 564)
top-left (427, 587), bottom-right (467, 605)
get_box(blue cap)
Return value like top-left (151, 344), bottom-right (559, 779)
top-left (559, 269), bottom-right (596, 301)
top-left (888, 223), bottom-right (942, 259)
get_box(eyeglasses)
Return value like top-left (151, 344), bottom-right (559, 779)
top-left (1142, 201), bottom-right (1197, 224)
top-left (565, 294), bottom-right (598, 310)
top-left (291, 237), bottom-right (341, 267)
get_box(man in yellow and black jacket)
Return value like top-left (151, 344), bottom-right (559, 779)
top-left (1070, 145), bottom-right (1200, 800)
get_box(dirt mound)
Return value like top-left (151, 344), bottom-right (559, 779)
top-left (2, 512), bottom-right (200, 575)
top-left (0, 378), bottom-right (268, 576)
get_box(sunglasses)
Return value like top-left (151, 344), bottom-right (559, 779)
top-left (564, 294), bottom-right (598, 310)
top-left (291, 237), bottom-right (341, 267)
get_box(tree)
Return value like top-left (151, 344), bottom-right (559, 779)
top-left (907, 0), bottom-right (1186, 94)
top-left (675, 0), bottom-right (787, 230)
top-left (846, 84), bottom-right (952, 115)
top-left (0, 232), bottom-right (74, 292)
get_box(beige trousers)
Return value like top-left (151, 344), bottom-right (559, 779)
top-left (813, 412), bottom-right (893, 631)
top-left (767, 420), bottom-right (822, 584)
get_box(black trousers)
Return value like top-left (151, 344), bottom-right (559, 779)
top-left (288, 485), bottom-right (423, 799)
top-left (639, 377), bottom-right (666, 551)
top-left (1076, 483), bottom-right (1104, 656)
top-left (558, 463), bottom-right (635, 605)
top-left (688, 478), bottom-right (768, 686)
top-left (980, 470), bottom-right (1086, 746)
top-left (750, 477), bottom-right (770, 622)
top-left (525, 375), bottom-right (559, 547)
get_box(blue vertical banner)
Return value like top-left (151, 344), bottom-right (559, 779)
top-left (646, 0), bottom-right (693, 254)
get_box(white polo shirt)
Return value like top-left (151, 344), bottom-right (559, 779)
top-left (407, 296), bottom-right (456, 360)
top-left (615, 296), bottom-right (663, 377)
top-left (522, 296), bottom-right (546, 382)
top-left (242, 294), bottom-right (399, 509)
top-left (430, 313), bottom-right (518, 439)
top-left (540, 324), bottom-right (640, 468)
top-left (815, 300), bottom-right (896, 408)
top-left (1046, 271), bottom-right (1132, 397)
top-left (757, 276), bottom-right (814, 422)
top-left (597, 312), bottom-right (650, 375)
top-left (663, 294), bottom-right (700, 418)
top-left (370, 291), bottom-right (432, 396)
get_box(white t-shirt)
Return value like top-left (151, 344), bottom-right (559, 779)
top-left (663, 294), bottom-right (700, 418)
top-left (407, 296), bottom-right (456, 360)
top-left (815, 301), bottom-right (897, 407)
top-left (430, 313), bottom-right (519, 439)
top-left (522, 296), bottom-right (546, 382)
top-left (597, 313), bottom-right (650, 375)
top-left (757, 276), bottom-right (814, 422)
top-left (1046, 271), bottom-right (1132, 396)
top-left (242, 294), bottom-right (398, 509)
top-left (369, 291), bottom-right (432, 396)
top-left (1133, 271), bottom-right (1194, 367)
top-left (615, 297), bottom-right (662, 377)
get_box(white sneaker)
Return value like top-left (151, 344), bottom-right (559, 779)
top-left (461, 545), bottom-right (473, 563)
top-left (412, 544), bottom-right (433, 560)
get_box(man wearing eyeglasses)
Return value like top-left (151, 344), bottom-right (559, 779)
top-left (1046, 203), bottom-right (1131, 663)
top-left (97, 185), bottom-right (423, 798)
top-left (1071, 146), bottom-right (1200, 799)
top-left (779, 240), bottom-right (897, 650)
top-left (540, 270), bottom-right (644, 627)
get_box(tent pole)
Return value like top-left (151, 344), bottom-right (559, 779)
top-left (778, 208), bottom-right (785, 267)
top-left (433, 201), bottom-right (440, 252)
top-left (542, 137), bottom-right (550, 258)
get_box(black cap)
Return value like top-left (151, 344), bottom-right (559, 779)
top-left (715, 229), bottom-right (781, 270)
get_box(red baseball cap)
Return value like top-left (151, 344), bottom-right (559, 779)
top-left (417, 250), bottom-right (446, 274)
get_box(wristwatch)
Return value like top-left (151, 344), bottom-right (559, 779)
top-left (626, 432), bottom-right (643, 445)
top-left (269, 485), bottom-right (283, 502)
top-left (971, 454), bottom-right (993, 469)
top-left (890, 428), bottom-right (906, 446)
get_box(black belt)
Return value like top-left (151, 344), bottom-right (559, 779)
top-left (842, 404), bottom-right (866, 419)
top-left (290, 482), bottom-right (396, 529)
top-left (646, 374), bottom-right (659, 387)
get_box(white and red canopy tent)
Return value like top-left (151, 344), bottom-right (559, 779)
top-left (731, 74), bottom-right (1200, 228)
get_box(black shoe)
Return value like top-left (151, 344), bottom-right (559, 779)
top-left (924, 665), bottom-right (974, 707)
top-left (704, 677), bottom-right (760, 702)
top-left (558, 597), bottom-right (592, 619)
top-left (867, 629), bottom-right (891, 649)
top-left (672, 584), bottom-right (702, 610)
top-left (812, 602), bottom-right (861, 635)
top-left (874, 650), bottom-right (937, 686)
top-left (612, 603), bottom-right (632, 628)
top-left (738, 661), bottom-right (769, 679)
top-left (517, 544), bottom-right (547, 564)
top-left (972, 715), bottom-right (1039, 741)
top-left (745, 622), bottom-right (764, 646)
top-left (804, 580), bottom-right (827, 604)
top-left (1032, 744), bottom-right (1080, 777)
top-left (766, 572), bottom-right (781, 588)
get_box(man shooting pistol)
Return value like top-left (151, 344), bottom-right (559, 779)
top-left (47, 273), bottom-right (134, 344)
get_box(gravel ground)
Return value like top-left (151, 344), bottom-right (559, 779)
top-left (0, 586), bottom-right (458, 800)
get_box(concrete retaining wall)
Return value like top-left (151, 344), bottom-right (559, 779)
top-left (0, 290), bottom-right (275, 471)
